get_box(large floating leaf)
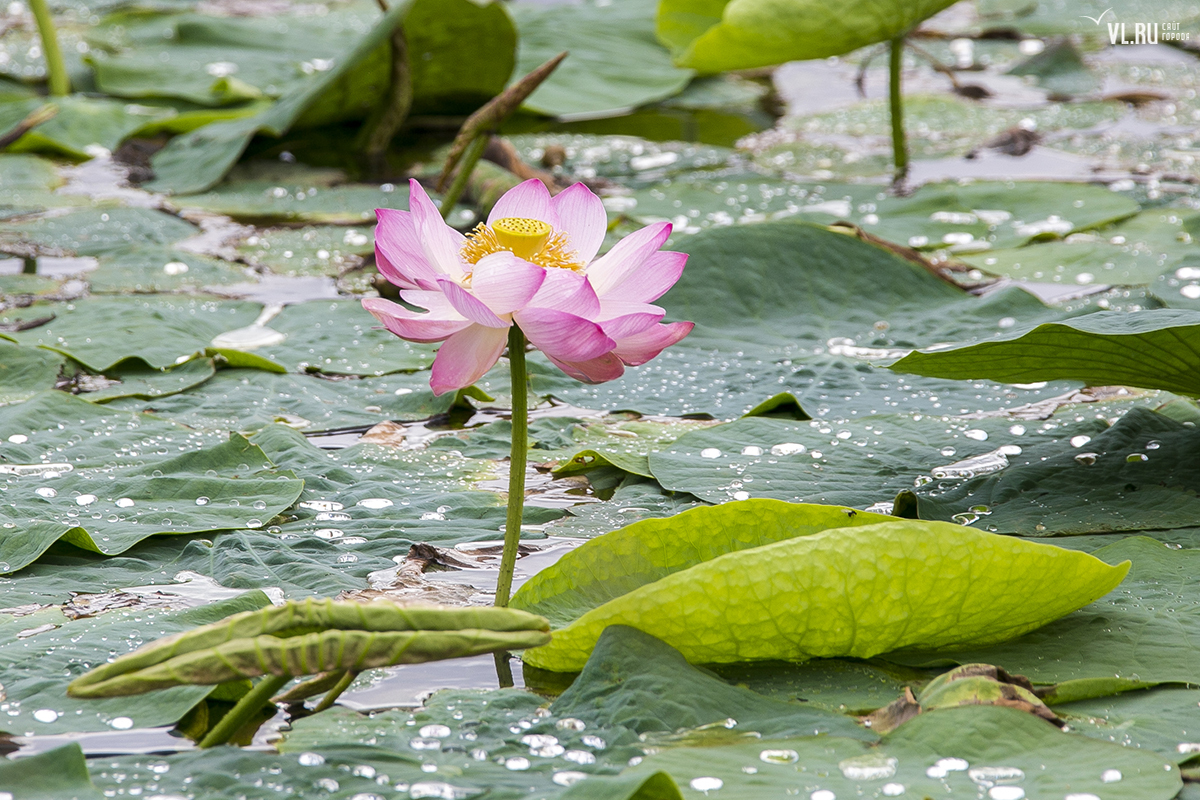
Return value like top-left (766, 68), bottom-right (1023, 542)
top-left (628, 705), bottom-right (1180, 800)
top-left (146, 0), bottom-right (410, 194)
top-left (515, 506), bottom-right (1127, 671)
top-left (657, 0), bottom-right (961, 73)
top-left (0, 593), bottom-right (271, 735)
top-left (172, 179), bottom-right (410, 225)
top-left (529, 221), bottom-right (1083, 417)
top-left (911, 407), bottom-right (1200, 536)
top-left (0, 296), bottom-right (262, 371)
top-left (515, 500), bottom-right (891, 629)
top-left (893, 537), bottom-right (1200, 685)
top-left (1059, 684), bottom-right (1200, 764)
top-left (550, 625), bottom-right (875, 740)
top-left (0, 743), bottom-right (102, 800)
top-left (645, 412), bottom-right (1108, 508)
top-left (892, 309), bottom-right (1200, 397)
top-left (511, 0), bottom-right (693, 119)
top-left (107, 369), bottom-right (456, 433)
top-left (0, 207), bottom-right (198, 258)
top-left (0, 392), bottom-right (302, 572)
top-left (6, 96), bottom-right (172, 160)
top-left (0, 340), bottom-right (64, 405)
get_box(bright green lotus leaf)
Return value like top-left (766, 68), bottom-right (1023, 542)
top-left (171, 180), bottom-right (411, 225)
top-left (0, 743), bottom-right (102, 800)
top-left (0, 296), bottom-right (262, 371)
top-left (627, 705), bottom-right (1181, 800)
top-left (892, 537), bottom-right (1200, 686)
top-left (511, 0), bottom-right (693, 119)
top-left (0, 340), bottom-right (64, 405)
top-left (514, 500), bottom-right (891, 629)
top-left (146, 0), bottom-right (412, 195)
top-left (657, 0), bottom-right (961, 74)
top-left (646, 412), bottom-right (1110, 508)
top-left (0, 593), bottom-right (272, 736)
top-left (517, 512), bottom-right (1128, 672)
top-left (910, 407), bottom-right (1200, 536)
top-left (550, 625), bottom-right (875, 740)
top-left (891, 309), bottom-right (1200, 397)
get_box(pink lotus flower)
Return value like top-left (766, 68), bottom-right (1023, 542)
top-left (363, 179), bottom-right (694, 395)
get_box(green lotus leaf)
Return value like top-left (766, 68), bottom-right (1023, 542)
top-left (516, 508), bottom-right (1128, 672)
top-left (890, 309), bottom-right (1200, 397)
top-left (513, 500), bottom-right (892, 629)
top-left (69, 598), bottom-right (550, 697)
top-left (657, 0), bottom-right (961, 74)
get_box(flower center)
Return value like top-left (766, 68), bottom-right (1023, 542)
top-left (492, 217), bottom-right (552, 260)
top-left (461, 217), bottom-right (584, 272)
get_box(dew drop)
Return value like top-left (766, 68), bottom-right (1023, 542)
top-left (505, 757), bottom-right (531, 771)
top-left (1074, 452), bottom-right (1098, 466)
top-left (75, 494), bottom-right (96, 506)
top-left (689, 777), bottom-right (723, 793)
top-left (760, 749), bottom-right (799, 764)
top-left (357, 498), bottom-right (394, 509)
top-left (6, 434), bottom-right (28, 444)
top-left (553, 771), bottom-right (588, 787)
top-left (810, 791), bottom-right (835, 800)
top-left (882, 785), bottom-right (905, 797)
top-left (741, 445), bottom-right (764, 456)
top-left (35, 487), bottom-right (57, 499)
top-left (298, 752), bottom-right (326, 766)
top-left (419, 724), bottom-right (451, 738)
top-left (33, 708), bottom-right (58, 723)
top-left (1101, 769), bottom-right (1122, 783)
top-left (314, 529), bottom-right (344, 539)
top-left (564, 750), bottom-right (595, 765)
top-left (195, 497), bottom-right (209, 506)
top-left (700, 448), bottom-right (721, 459)
top-left (409, 737), bottom-right (442, 751)
top-left (299, 500), bottom-right (344, 512)
top-left (109, 716), bottom-right (133, 730)
top-left (115, 497), bottom-right (134, 508)
top-left (964, 429), bottom-right (988, 441)
top-left (940, 447), bottom-right (957, 457)
top-left (1070, 435), bottom-right (1092, 448)
top-left (1127, 453), bottom-right (1148, 463)
top-left (1146, 440), bottom-right (1162, 450)
top-left (771, 443), bottom-right (806, 456)
top-left (839, 754), bottom-right (897, 780)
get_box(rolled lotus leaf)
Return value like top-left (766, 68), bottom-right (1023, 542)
top-left (69, 599), bottom-right (550, 698)
top-left (70, 627), bottom-right (551, 697)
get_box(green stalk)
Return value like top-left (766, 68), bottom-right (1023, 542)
top-left (889, 36), bottom-right (908, 186)
top-left (438, 134), bottom-right (489, 223)
top-left (311, 670), bottom-right (356, 713)
top-left (28, 0), bottom-right (69, 97)
top-left (494, 325), bottom-right (528, 607)
top-left (198, 674), bottom-right (289, 748)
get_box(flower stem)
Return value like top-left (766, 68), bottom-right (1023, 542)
top-left (198, 674), bottom-right (289, 748)
top-left (494, 325), bottom-right (528, 607)
top-left (438, 133), bottom-right (489, 222)
top-left (889, 36), bottom-right (908, 187)
top-left (311, 670), bottom-right (356, 713)
top-left (29, 0), bottom-right (69, 97)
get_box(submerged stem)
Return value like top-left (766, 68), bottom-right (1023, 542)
top-left (311, 670), bottom-right (357, 713)
top-left (494, 325), bottom-right (528, 607)
top-left (438, 134), bottom-right (489, 222)
top-left (29, 0), bottom-right (69, 97)
top-left (198, 673), bottom-right (289, 748)
top-left (889, 36), bottom-right (908, 187)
